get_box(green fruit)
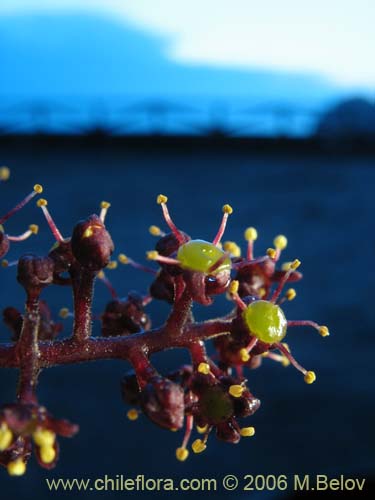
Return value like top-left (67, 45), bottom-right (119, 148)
top-left (177, 239), bottom-right (231, 274)
top-left (242, 300), bottom-right (287, 343)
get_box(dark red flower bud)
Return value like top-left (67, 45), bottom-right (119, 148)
top-left (140, 377), bottom-right (184, 430)
top-left (121, 371), bottom-right (141, 406)
top-left (101, 292), bottom-right (151, 337)
top-left (0, 232), bottom-right (10, 258)
top-left (155, 231), bottom-right (190, 257)
top-left (48, 240), bottom-right (74, 275)
top-left (17, 254), bottom-right (55, 297)
top-left (149, 270), bottom-right (175, 303)
top-left (71, 215), bottom-right (114, 271)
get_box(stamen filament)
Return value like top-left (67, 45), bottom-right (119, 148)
top-left (276, 342), bottom-right (308, 376)
top-left (212, 204), bottom-right (233, 246)
top-left (97, 271), bottom-right (118, 299)
top-left (146, 250), bottom-right (180, 267)
top-left (7, 224), bottom-right (38, 242)
top-left (99, 201), bottom-right (111, 223)
top-left (156, 195), bottom-right (185, 244)
top-left (37, 199), bottom-right (64, 242)
top-left (287, 320), bottom-right (329, 337)
top-left (118, 253), bottom-right (158, 275)
top-left (0, 184), bottom-right (43, 224)
top-left (270, 259), bottom-right (301, 303)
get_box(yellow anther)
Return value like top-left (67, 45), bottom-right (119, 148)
top-left (0, 423), bottom-right (13, 451)
top-left (33, 184), bottom-right (43, 194)
top-left (304, 371), bottom-right (316, 384)
top-left (273, 235), bottom-right (288, 250)
top-left (149, 225), bottom-right (162, 236)
top-left (229, 384), bottom-right (244, 398)
top-left (82, 226), bottom-right (94, 238)
top-left (222, 204), bottom-right (233, 215)
top-left (106, 261), bottom-right (118, 270)
top-left (36, 198), bottom-right (47, 207)
top-left (146, 250), bottom-right (159, 261)
top-left (244, 227), bottom-right (258, 241)
top-left (319, 326), bottom-right (330, 337)
top-left (286, 288), bottom-right (297, 301)
top-left (258, 287), bottom-right (266, 298)
top-left (118, 253), bottom-right (129, 264)
top-left (59, 308), bottom-right (70, 319)
top-left (239, 348), bottom-right (250, 362)
top-left (282, 261), bottom-right (293, 271)
top-left (267, 248), bottom-right (277, 259)
top-left (97, 270), bottom-right (105, 279)
top-left (1, 260), bottom-right (9, 268)
top-left (240, 426), bottom-right (255, 437)
top-left (100, 201), bottom-right (111, 209)
top-left (291, 259), bottom-right (301, 270)
top-left (0, 166), bottom-right (10, 181)
top-left (228, 280), bottom-right (239, 295)
top-left (7, 458), bottom-right (26, 476)
top-left (157, 194), bottom-right (168, 204)
top-left (29, 224), bottom-right (39, 235)
top-left (281, 356), bottom-right (290, 367)
top-left (223, 241), bottom-right (241, 257)
top-left (191, 439), bottom-right (207, 454)
top-left (33, 428), bottom-right (55, 447)
top-left (170, 428), bottom-right (178, 432)
top-left (176, 447), bottom-right (189, 461)
top-left (40, 445), bottom-right (56, 464)
top-left (197, 362), bottom-right (210, 375)
top-left (127, 409), bottom-right (139, 421)
top-left (196, 425), bottom-right (208, 434)
top-left (261, 351), bottom-right (269, 357)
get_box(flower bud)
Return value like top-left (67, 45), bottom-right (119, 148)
top-left (71, 215), bottom-right (114, 271)
top-left (101, 292), bottom-right (151, 337)
top-left (149, 270), bottom-right (175, 303)
top-left (155, 231), bottom-right (190, 258)
top-left (48, 240), bottom-right (74, 274)
top-left (17, 254), bottom-right (55, 297)
top-left (140, 377), bottom-right (184, 430)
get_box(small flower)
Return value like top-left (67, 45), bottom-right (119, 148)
top-left (0, 402), bottom-right (78, 475)
top-left (139, 377), bottom-right (185, 431)
top-left (71, 214), bottom-right (114, 271)
top-left (101, 292), bottom-right (151, 337)
top-left (17, 253), bottom-right (55, 295)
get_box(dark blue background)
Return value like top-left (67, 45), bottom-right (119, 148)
top-left (0, 140), bottom-right (374, 498)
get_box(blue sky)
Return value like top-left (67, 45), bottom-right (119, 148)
top-left (0, 0), bottom-right (374, 89)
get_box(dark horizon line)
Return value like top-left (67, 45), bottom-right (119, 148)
top-left (1, 132), bottom-right (374, 156)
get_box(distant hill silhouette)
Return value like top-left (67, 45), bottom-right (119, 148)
top-left (316, 97), bottom-right (375, 139)
top-left (0, 12), bottom-right (340, 104)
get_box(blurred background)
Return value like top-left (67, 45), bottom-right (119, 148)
top-left (0, 1), bottom-right (374, 498)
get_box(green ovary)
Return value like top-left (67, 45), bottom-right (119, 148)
top-left (199, 387), bottom-right (234, 424)
top-left (177, 239), bottom-right (231, 274)
top-left (242, 300), bottom-right (287, 343)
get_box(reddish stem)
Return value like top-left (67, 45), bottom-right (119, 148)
top-left (15, 296), bottom-right (41, 404)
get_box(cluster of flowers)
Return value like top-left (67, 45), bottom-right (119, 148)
top-left (0, 167), bottom-right (329, 475)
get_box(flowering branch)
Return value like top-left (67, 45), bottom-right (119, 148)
top-left (0, 173), bottom-right (330, 476)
